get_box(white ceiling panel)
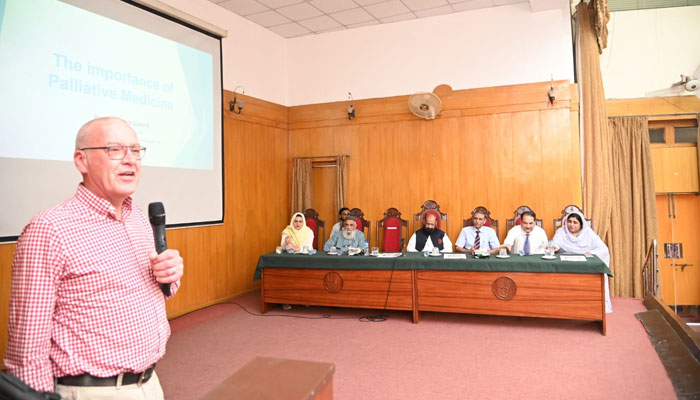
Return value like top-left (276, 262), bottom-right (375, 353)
top-left (209, 0), bottom-right (554, 38)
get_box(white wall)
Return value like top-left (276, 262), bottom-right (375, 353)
top-left (286, 1), bottom-right (575, 105)
top-left (159, 0), bottom-right (288, 105)
top-left (600, 6), bottom-right (700, 100)
top-left (158, 0), bottom-right (575, 106)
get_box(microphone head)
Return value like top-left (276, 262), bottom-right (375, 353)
top-left (148, 202), bottom-right (166, 225)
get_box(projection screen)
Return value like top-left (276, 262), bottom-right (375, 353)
top-left (0, 0), bottom-right (224, 241)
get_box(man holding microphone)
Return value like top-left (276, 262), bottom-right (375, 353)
top-left (5, 117), bottom-right (183, 399)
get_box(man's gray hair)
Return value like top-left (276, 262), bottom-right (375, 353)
top-left (344, 215), bottom-right (357, 223)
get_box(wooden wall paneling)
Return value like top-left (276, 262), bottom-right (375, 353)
top-left (510, 111), bottom-right (544, 229)
top-left (288, 81), bottom-right (582, 249)
top-left (651, 147), bottom-right (699, 193)
top-left (480, 114), bottom-right (516, 243)
top-left (540, 108), bottom-right (581, 236)
top-left (606, 96), bottom-right (700, 118)
top-left (1, 243), bottom-right (14, 369)
top-left (432, 117), bottom-right (463, 242)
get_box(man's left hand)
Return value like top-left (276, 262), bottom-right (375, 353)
top-left (150, 249), bottom-right (184, 284)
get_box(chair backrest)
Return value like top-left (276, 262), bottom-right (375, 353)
top-left (463, 206), bottom-right (499, 237)
top-left (349, 208), bottom-right (371, 244)
top-left (376, 207), bottom-right (408, 252)
top-left (413, 200), bottom-right (448, 233)
top-left (505, 205), bottom-right (543, 231)
top-left (554, 205), bottom-right (593, 231)
top-left (303, 208), bottom-right (325, 250)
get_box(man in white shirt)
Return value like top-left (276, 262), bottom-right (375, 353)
top-left (407, 213), bottom-right (453, 253)
top-left (503, 211), bottom-right (549, 255)
top-left (329, 207), bottom-right (350, 237)
top-left (455, 210), bottom-right (500, 254)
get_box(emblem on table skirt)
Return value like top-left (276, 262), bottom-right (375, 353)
top-left (492, 277), bottom-right (517, 300)
top-left (323, 271), bottom-right (344, 293)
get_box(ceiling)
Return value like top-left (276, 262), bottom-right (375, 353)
top-left (208, 0), bottom-right (534, 38)
top-left (208, 0), bottom-right (700, 39)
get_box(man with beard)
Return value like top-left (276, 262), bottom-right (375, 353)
top-left (407, 213), bottom-right (452, 253)
top-left (455, 209), bottom-right (500, 254)
top-left (329, 207), bottom-right (350, 237)
top-left (324, 215), bottom-right (366, 252)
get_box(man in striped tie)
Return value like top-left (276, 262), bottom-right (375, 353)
top-left (455, 209), bottom-right (500, 255)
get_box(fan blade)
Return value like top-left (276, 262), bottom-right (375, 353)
top-left (645, 85), bottom-right (685, 97)
top-left (693, 63), bottom-right (700, 80)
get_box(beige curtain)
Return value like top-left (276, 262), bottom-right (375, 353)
top-left (578, 1), bottom-right (614, 250)
top-left (608, 117), bottom-right (658, 298)
top-left (291, 158), bottom-right (312, 215)
top-left (334, 155), bottom-right (347, 214)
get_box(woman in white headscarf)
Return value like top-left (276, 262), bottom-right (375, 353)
top-left (553, 211), bottom-right (613, 313)
top-left (281, 212), bottom-right (314, 252)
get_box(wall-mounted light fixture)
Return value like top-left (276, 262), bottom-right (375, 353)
top-left (230, 86), bottom-right (245, 114)
top-left (548, 76), bottom-right (555, 105)
top-left (347, 92), bottom-right (355, 120)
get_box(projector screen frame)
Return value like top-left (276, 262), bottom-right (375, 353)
top-left (0, 0), bottom-right (226, 242)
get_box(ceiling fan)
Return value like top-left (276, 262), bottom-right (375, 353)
top-left (408, 92), bottom-right (442, 120)
top-left (645, 64), bottom-right (700, 98)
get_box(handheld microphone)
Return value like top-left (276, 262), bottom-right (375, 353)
top-left (148, 202), bottom-right (171, 296)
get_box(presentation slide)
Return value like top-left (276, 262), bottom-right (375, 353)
top-left (0, 0), bottom-right (224, 240)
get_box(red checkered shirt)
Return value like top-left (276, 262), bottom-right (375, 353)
top-left (5, 184), bottom-right (180, 391)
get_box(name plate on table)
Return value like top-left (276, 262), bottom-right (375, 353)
top-left (560, 255), bottom-right (587, 262)
top-left (443, 254), bottom-right (467, 259)
top-left (375, 252), bottom-right (402, 258)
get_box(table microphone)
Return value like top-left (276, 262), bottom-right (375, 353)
top-left (148, 202), bottom-right (171, 296)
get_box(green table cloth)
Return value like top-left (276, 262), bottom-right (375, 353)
top-left (254, 252), bottom-right (611, 280)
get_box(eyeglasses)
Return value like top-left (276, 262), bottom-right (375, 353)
top-left (80, 145), bottom-right (146, 160)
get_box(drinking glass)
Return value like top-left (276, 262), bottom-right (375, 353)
top-left (371, 247), bottom-right (379, 255)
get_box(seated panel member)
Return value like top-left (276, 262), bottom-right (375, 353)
top-left (407, 213), bottom-right (453, 253)
top-left (503, 211), bottom-right (548, 255)
top-left (455, 210), bottom-right (500, 254)
top-left (324, 216), bottom-right (366, 252)
top-left (553, 211), bottom-right (613, 313)
top-left (329, 207), bottom-right (350, 237)
top-left (281, 212), bottom-right (314, 252)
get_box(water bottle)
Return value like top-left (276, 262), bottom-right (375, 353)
top-left (363, 241), bottom-right (369, 256)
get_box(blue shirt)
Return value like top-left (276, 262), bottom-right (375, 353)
top-left (455, 226), bottom-right (500, 250)
top-left (323, 230), bottom-right (366, 252)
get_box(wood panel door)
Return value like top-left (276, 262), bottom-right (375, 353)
top-left (657, 194), bottom-right (700, 305)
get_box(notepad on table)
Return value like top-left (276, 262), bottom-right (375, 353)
top-left (560, 255), bottom-right (587, 262)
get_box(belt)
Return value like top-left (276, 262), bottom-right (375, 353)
top-left (56, 365), bottom-right (155, 387)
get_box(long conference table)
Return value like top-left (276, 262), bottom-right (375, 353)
top-left (255, 252), bottom-right (612, 335)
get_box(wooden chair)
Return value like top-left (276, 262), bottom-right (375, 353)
top-left (349, 208), bottom-right (371, 244)
top-left (463, 206), bottom-right (499, 237)
top-left (413, 200), bottom-right (448, 234)
top-left (554, 205), bottom-right (593, 231)
top-left (303, 208), bottom-right (325, 250)
top-left (505, 205), bottom-right (543, 231)
top-left (376, 207), bottom-right (409, 252)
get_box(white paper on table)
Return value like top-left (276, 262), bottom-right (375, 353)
top-left (443, 254), bottom-right (467, 259)
top-left (560, 255), bottom-right (587, 262)
top-left (376, 253), bottom-right (402, 258)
